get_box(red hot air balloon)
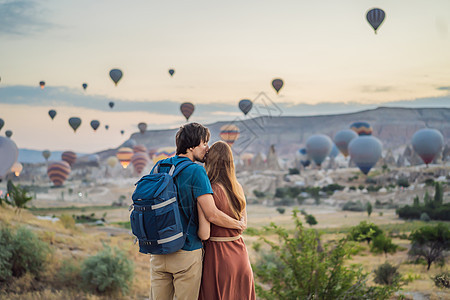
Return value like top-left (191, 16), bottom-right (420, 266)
top-left (180, 102), bottom-right (195, 121)
top-left (133, 145), bottom-right (147, 153)
top-left (47, 161), bottom-right (71, 186)
top-left (61, 151), bottom-right (77, 166)
top-left (272, 78), bottom-right (284, 94)
top-left (131, 152), bottom-right (149, 174)
top-left (220, 124), bottom-right (240, 147)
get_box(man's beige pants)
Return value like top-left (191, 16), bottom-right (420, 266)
top-left (150, 249), bottom-right (203, 300)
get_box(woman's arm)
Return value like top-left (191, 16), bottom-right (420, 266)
top-left (197, 201), bottom-right (210, 240)
top-left (238, 182), bottom-right (248, 228)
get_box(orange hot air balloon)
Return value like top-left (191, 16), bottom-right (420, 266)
top-left (47, 161), bottom-right (71, 186)
top-left (117, 147), bottom-right (134, 168)
top-left (39, 81), bottom-right (45, 89)
top-left (11, 162), bottom-right (23, 176)
top-left (61, 151), bottom-right (77, 167)
top-left (131, 152), bottom-right (149, 174)
top-left (220, 124), bottom-right (240, 147)
top-left (240, 152), bottom-right (254, 166)
top-left (133, 145), bottom-right (147, 153)
top-left (153, 147), bottom-right (176, 164)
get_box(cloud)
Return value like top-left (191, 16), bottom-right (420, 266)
top-left (0, 0), bottom-right (52, 36)
top-left (360, 85), bottom-right (394, 93)
top-left (437, 86), bottom-right (450, 91)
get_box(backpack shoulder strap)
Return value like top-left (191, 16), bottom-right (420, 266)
top-left (172, 160), bottom-right (195, 177)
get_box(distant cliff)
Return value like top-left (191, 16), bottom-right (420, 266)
top-left (119, 107), bottom-right (450, 159)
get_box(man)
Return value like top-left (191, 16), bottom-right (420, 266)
top-left (150, 123), bottom-right (245, 300)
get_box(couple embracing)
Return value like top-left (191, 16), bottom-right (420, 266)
top-left (149, 123), bottom-right (255, 300)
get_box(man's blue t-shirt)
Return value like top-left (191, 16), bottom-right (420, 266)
top-left (155, 156), bottom-right (213, 251)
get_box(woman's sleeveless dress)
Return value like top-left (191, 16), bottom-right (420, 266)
top-left (198, 184), bottom-right (256, 300)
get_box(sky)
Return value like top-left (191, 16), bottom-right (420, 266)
top-left (0, 0), bottom-right (449, 153)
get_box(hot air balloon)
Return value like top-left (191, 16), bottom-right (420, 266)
top-left (148, 148), bottom-right (157, 159)
top-left (168, 69), bottom-right (175, 77)
top-left (88, 154), bottom-right (100, 166)
top-left (133, 145), bottom-right (147, 153)
top-left (296, 148), bottom-right (311, 167)
top-left (48, 110), bottom-right (57, 120)
top-left (82, 83), bottom-right (88, 90)
top-left (68, 117), bottom-right (82, 132)
top-left (0, 137), bottom-right (18, 181)
top-left (0, 118), bottom-right (4, 131)
top-left (411, 128), bottom-right (444, 166)
top-left (62, 151), bottom-right (77, 166)
top-left (117, 147), bottom-right (134, 168)
top-left (39, 81), bottom-right (45, 89)
top-left (180, 102), bottom-right (195, 121)
top-left (42, 150), bottom-right (51, 161)
top-left (105, 125), bottom-right (109, 130)
top-left (109, 101), bottom-right (114, 109)
top-left (153, 147), bottom-right (176, 164)
top-left (90, 120), bottom-right (100, 131)
top-left (109, 69), bottom-right (123, 86)
top-left (305, 134), bottom-right (333, 167)
top-left (366, 8), bottom-right (385, 34)
top-left (107, 156), bottom-right (119, 168)
top-left (120, 130), bottom-right (124, 135)
top-left (138, 122), bottom-right (147, 134)
top-left (350, 122), bottom-right (372, 136)
top-left (272, 78), bottom-right (284, 94)
top-left (239, 99), bottom-right (253, 115)
top-left (220, 124), bottom-right (240, 147)
top-left (11, 162), bottom-right (23, 176)
top-left (122, 139), bottom-right (137, 148)
top-left (131, 152), bottom-right (149, 174)
top-left (334, 129), bottom-right (358, 157)
top-left (349, 136), bottom-right (382, 175)
top-left (5, 130), bottom-right (12, 138)
top-left (329, 144), bottom-right (339, 158)
top-left (47, 161), bottom-right (71, 186)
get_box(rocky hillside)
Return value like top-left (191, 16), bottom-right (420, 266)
top-left (108, 107), bottom-right (449, 159)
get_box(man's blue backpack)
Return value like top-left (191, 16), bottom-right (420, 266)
top-left (130, 160), bottom-right (194, 254)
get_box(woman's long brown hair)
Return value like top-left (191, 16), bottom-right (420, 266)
top-left (205, 141), bottom-right (246, 220)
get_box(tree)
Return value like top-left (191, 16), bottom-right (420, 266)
top-left (373, 262), bottom-right (401, 286)
top-left (305, 214), bottom-right (317, 226)
top-left (413, 195), bottom-right (420, 207)
top-left (367, 202), bottom-right (373, 217)
top-left (434, 182), bottom-right (443, 206)
top-left (348, 221), bottom-right (383, 244)
top-left (370, 234), bottom-right (398, 257)
top-left (252, 210), bottom-right (400, 299)
top-left (6, 180), bottom-right (33, 211)
top-left (408, 223), bottom-right (450, 270)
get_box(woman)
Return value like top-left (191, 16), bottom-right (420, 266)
top-left (197, 141), bottom-right (256, 300)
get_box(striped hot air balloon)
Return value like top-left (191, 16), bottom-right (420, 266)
top-left (153, 147), bottom-right (176, 164)
top-left (47, 161), bottom-right (71, 186)
top-left (117, 147), bottom-right (134, 168)
top-left (240, 152), bottom-right (254, 166)
top-left (272, 78), bottom-right (284, 94)
top-left (220, 124), bottom-right (240, 147)
top-left (180, 102), bottom-right (195, 121)
top-left (148, 148), bottom-right (157, 159)
top-left (131, 152), bottom-right (149, 174)
top-left (366, 8), bottom-right (385, 34)
top-left (350, 122), bottom-right (372, 136)
top-left (133, 145), bottom-right (147, 153)
top-left (61, 151), bottom-right (77, 166)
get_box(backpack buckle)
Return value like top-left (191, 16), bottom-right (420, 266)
top-left (128, 204), bottom-right (134, 211)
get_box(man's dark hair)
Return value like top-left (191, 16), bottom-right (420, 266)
top-left (176, 123), bottom-right (210, 155)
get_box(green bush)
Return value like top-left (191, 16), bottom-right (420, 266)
top-left (56, 259), bottom-right (82, 288)
top-left (252, 210), bottom-right (400, 299)
top-left (370, 234), bottom-right (398, 256)
top-left (288, 168), bottom-right (300, 175)
top-left (348, 221), bottom-right (383, 244)
top-left (373, 262), bottom-right (401, 285)
top-left (0, 225), bottom-right (51, 281)
top-left (305, 214), bottom-right (317, 226)
top-left (81, 246), bottom-right (134, 295)
top-left (420, 212), bottom-right (431, 222)
top-left (59, 214), bottom-right (76, 229)
top-left (432, 272), bottom-right (450, 289)
top-left (342, 200), bottom-right (365, 212)
top-left (276, 207), bottom-right (286, 214)
top-left (253, 190), bottom-right (266, 198)
top-left (397, 177), bottom-right (410, 188)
